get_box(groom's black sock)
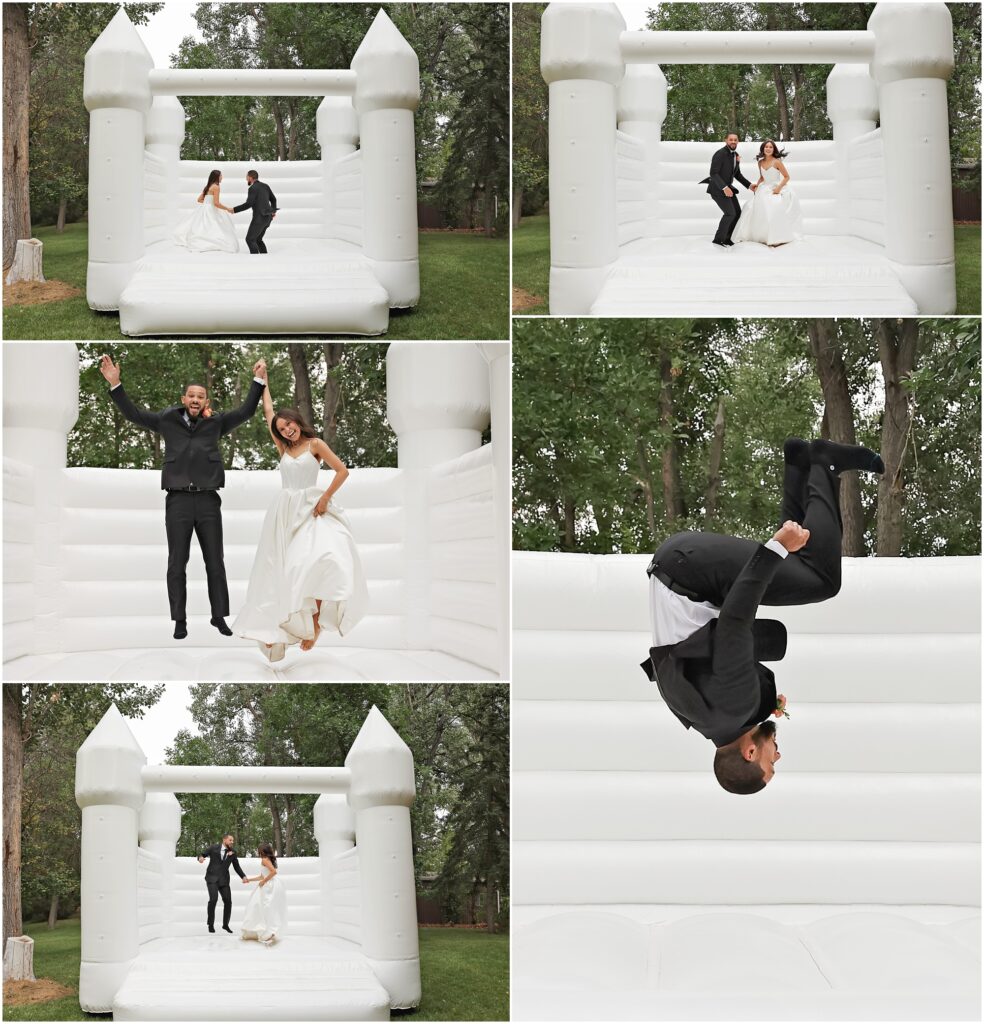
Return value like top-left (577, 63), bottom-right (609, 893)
top-left (810, 438), bottom-right (885, 475)
top-left (211, 617), bottom-right (233, 636)
top-left (222, 925), bottom-right (233, 933)
top-left (173, 620), bottom-right (187, 640)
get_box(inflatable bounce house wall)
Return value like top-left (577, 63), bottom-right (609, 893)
top-left (512, 551), bottom-right (981, 1020)
top-left (3, 343), bottom-right (509, 682)
top-left (85, 8), bottom-right (419, 336)
top-left (76, 703), bottom-right (419, 1020)
top-left (543, 2), bottom-right (956, 316)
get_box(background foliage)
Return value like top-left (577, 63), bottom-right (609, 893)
top-left (512, 317), bottom-right (981, 557)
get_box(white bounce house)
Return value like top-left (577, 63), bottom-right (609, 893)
top-left (542, 2), bottom-right (957, 315)
top-left (512, 552), bottom-right (981, 1020)
top-left (76, 702), bottom-right (419, 1020)
top-left (85, 8), bottom-right (420, 336)
top-left (2, 342), bottom-right (509, 681)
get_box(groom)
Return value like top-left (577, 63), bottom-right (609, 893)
top-left (232, 170), bottom-right (278, 254)
top-left (198, 834), bottom-right (248, 933)
top-left (700, 131), bottom-right (756, 247)
top-left (99, 354), bottom-right (268, 639)
top-left (640, 438), bottom-right (885, 795)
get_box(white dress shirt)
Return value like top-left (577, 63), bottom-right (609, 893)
top-left (649, 539), bottom-right (788, 648)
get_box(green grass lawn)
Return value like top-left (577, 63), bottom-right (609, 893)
top-left (954, 223), bottom-right (981, 315)
top-left (512, 212), bottom-right (982, 316)
top-left (3, 918), bottom-right (508, 1022)
top-left (2, 223), bottom-right (509, 341)
top-left (511, 214), bottom-right (549, 315)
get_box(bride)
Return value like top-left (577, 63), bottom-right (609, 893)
top-left (173, 169), bottom-right (240, 253)
top-left (240, 843), bottom-right (286, 945)
top-left (233, 363), bottom-right (369, 662)
top-left (732, 140), bottom-right (804, 247)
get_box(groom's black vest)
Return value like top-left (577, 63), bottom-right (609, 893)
top-left (109, 380), bottom-right (264, 491)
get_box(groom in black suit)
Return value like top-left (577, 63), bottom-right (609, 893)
top-left (198, 834), bottom-right (248, 933)
top-left (99, 354), bottom-right (268, 639)
top-left (640, 438), bottom-right (885, 795)
top-left (700, 132), bottom-right (756, 247)
top-left (233, 170), bottom-right (278, 254)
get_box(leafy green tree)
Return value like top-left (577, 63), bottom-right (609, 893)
top-left (511, 3), bottom-right (548, 226)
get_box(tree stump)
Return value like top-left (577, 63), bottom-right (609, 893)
top-left (4, 238), bottom-right (45, 286)
top-left (3, 935), bottom-right (35, 981)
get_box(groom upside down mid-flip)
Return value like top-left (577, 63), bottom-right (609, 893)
top-left (640, 438), bottom-right (885, 795)
top-left (99, 354), bottom-right (268, 640)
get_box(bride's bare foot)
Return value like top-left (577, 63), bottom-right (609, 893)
top-left (300, 622), bottom-right (321, 652)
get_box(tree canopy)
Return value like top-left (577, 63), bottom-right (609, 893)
top-left (512, 317), bottom-right (981, 558)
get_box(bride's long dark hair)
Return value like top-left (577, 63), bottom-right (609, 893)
top-left (271, 408), bottom-right (318, 448)
top-left (200, 169), bottom-right (222, 199)
top-left (757, 140), bottom-right (788, 162)
top-left (258, 842), bottom-right (278, 868)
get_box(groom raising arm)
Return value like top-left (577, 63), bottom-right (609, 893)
top-left (99, 354), bottom-right (268, 640)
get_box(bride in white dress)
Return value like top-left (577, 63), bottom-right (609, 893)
top-left (173, 169), bottom-right (240, 253)
top-left (732, 140), bottom-right (804, 247)
top-left (240, 844), bottom-right (287, 945)
top-left (233, 365), bottom-right (369, 662)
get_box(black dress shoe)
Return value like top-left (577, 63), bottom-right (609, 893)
top-left (723, 239), bottom-right (735, 246)
top-left (783, 437), bottom-right (810, 469)
top-left (208, 926), bottom-right (215, 933)
top-left (712, 240), bottom-right (728, 248)
top-left (174, 620), bottom-right (188, 640)
top-left (222, 925), bottom-right (233, 933)
top-left (211, 617), bottom-right (233, 636)
top-left (810, 438), bottom-right (885, 474)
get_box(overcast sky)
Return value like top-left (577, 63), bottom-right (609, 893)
top-left (126, 683), bottom-right (198, 764)
top-left (136, 3), bottom-right (202, 68)
top-left (617, 1), bottom-right (655, 32)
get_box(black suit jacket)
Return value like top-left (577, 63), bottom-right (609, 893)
top-left (700, 145), bottom-right (752, 195)
top-left (109, 379), bottom-right (264, 490)
top-left (199, 843), bottom-right (247, 884)
top-left (233, 180), bottom-right (277, 220)
top-left (640, 544), bottom-right (787, 747)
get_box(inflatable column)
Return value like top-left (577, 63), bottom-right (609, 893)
top-left (314, 792), bottom-right (356, 938)
top-left (75, 704), bottom-right (147, 1012)
top-left (345, 706), bottom-right (421, 1009)
top-left (317, 96), bottom-right (360, 242)
top-left (386, 343), bottom-right (491, 649)
top-left (479, 343), bottom-right (511, 678)
top-left (145, 97), bottom-right (186, 243)
top-left (2, 343), bottom-right (79, 657)
top-left (869, 2), bottom-right (955, 313)
top-left (826, 65), bottom-right (879, 238)
top-left (138, 792), bottom-right (181, 936)
top-left (541, 3), bottom-right (626, 314)
top-left (83, 8), bottom-right (154, 310)
top-left (352, 10), bottom-right (420, 308)
top-left (617, 64), bottom-right (668, 240)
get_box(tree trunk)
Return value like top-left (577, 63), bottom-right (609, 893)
top-left (772, 66), bottom-right (790, 140)
top-left (2, 4), bottom-right (31, 270)
top-left (321, 343), bottom-right (344, 447)
top-left (485, 874), bottom-right (496, 934)
top-left (287, 343), bottom-right (315, 428)
top-left (635, 439), bottom-right (658, 544)
top-left (658, 356), bottom-right (684, 524)
top-left (874, 319), bottom-right (919, 556)
top-left (47, 892), bottom-right (59, 929)
top-left (3, 684), bottom-right (23, 947)
top-left (283, 795), bottom-right (295, 857)
top-left (563, 496), bottom-right (575, 550)
top-left (704, 397), bottom-right (726, 527)
top-left (4, 238), bottom-right (44, 285)
top-left (483, 183), bottom-right (495, 238)
top-left (55, 198), bottom-right (67, 233)
top-left (511, 185), bottom-right (524, 228)
top-left (791, 67), bottom-right (804, 140)
top-left (287, 100), bottom-right (299, 160)
top-left (272, 99), bottom-right (287, 161)
top-left (806, 320), bottom-right (865, 555)
top-left (266, 794), bottom-right (284, 855)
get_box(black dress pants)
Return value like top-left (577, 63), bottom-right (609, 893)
top-left (165, 490), bottom-right (229, 621)
top-left (710, 189), bottom-right (742, 243)
top-left (245, 214), bottom-right (273, 254)
top-left (206, 880), bottom-right (232, 928)
top-left (653, 462), bottom-right (843, 608)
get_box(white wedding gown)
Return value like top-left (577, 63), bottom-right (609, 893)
top-left (732, 164), bottom-right (804, 246)
top-left (233, 449), bottom-right (369, 660)
top-left (173, 194), bottom-right (240, 253)
top-left (240, 868), bottom-right (287, 943)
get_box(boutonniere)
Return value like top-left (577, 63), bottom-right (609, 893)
top-left (775, 699), bottom-right (789, 719)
